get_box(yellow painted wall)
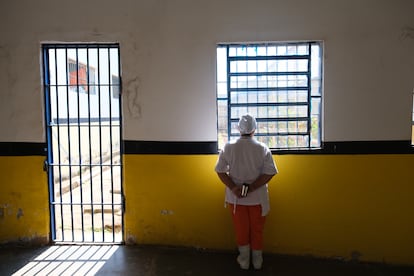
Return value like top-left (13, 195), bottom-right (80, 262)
top-left (124, 155), bottom-right (235, 249)
top-left (1, 154), bottom-right (414, 265)
top-left (0, 156), bottom-right (48, 244)
top-left (124, 154), bottom-right (414, 265)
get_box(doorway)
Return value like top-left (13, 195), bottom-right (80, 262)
top-left (42, 44), bottom-right (123, 243)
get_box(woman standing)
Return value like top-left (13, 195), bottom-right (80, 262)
top-left (215, 114), bottom-right (278, 270)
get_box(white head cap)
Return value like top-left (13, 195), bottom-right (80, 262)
top-left (238, 114), bottom-right (257, 135)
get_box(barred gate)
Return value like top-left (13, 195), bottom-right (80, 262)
top-left (42, 44), bottom-right (124, 243)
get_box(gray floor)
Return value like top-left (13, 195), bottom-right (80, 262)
top-left (1, 244), bottom-right (414, 275)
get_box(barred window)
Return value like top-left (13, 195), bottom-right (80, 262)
top-left (216, 42), bottom-right (323, 151)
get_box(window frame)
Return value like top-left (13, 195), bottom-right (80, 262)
top-left (412, 89), bottom-right (414, 146)
top-left (216, 41), bottom-right (323, 152)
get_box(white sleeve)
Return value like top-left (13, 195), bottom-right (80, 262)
top-left (262, 148), bottom-right (277, 175)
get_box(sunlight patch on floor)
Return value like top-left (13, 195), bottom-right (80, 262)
top-left (12, 245), bottom-right (119, 276)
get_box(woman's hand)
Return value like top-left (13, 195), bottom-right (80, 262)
top-left (231, 185), bottom-right (243, 198)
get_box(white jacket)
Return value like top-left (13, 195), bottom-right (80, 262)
top-left (215, 136), bottom-right (278, 216)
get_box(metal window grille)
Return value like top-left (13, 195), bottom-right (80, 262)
top-left (42, 44), bottom-right (123, 243)
top-left (216, 42), bottom-right (323, 150)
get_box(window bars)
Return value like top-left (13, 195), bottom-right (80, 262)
top-left (217, 42), bottom-right (323, 150)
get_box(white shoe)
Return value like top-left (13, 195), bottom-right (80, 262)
top-left (237, 245), bottom-right (250, 270)
top-left (252, 250), bottom-right (263, 270)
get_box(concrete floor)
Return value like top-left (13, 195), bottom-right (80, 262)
top-left (1, 245), bottom-right (414, 276)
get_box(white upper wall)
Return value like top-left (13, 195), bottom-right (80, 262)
top-left (0, 0), bottom-right (413, 142)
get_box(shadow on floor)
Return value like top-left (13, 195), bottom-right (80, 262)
top-left (1, 244), bottom-right (414, 276)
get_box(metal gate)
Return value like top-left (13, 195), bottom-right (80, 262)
top-left (42, 44), bottom-right (124, 243)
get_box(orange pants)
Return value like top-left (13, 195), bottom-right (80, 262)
top-left (228, 204), bottom-right (266, 250)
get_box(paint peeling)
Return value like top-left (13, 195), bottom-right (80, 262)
top-left (400, 26), bottom-right (414, 40)
top-left (160, 209), bottom-right (174, 215)
top-left (126, 233), bottom-right (137, 245)
top-left (16, 208), bottom-right (23, 219)
top-left (125, 77), bottom-right (142, 118)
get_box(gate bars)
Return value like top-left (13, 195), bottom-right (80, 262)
top-left (42, 44), bottom-right (124, 243)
